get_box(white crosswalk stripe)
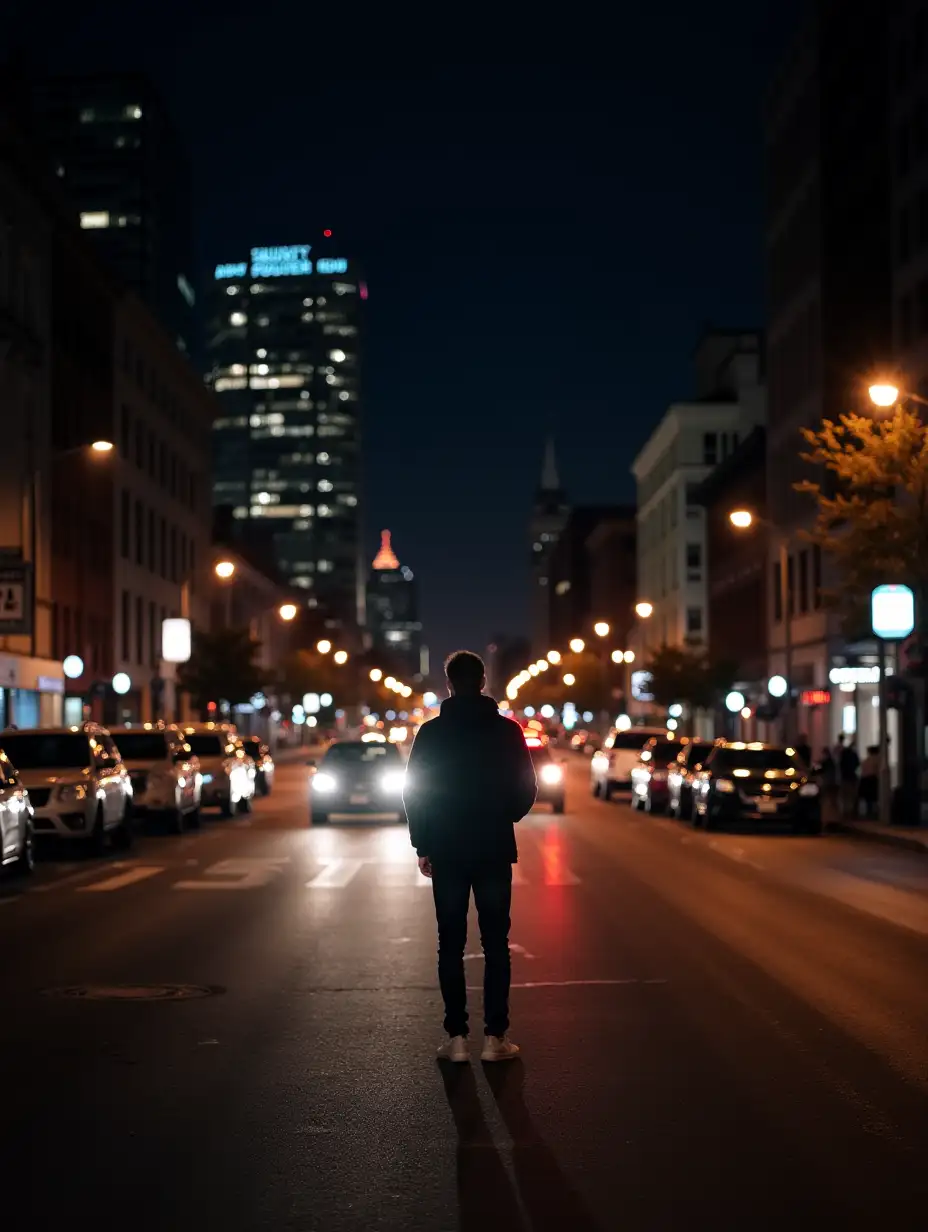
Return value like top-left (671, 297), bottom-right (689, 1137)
top-left (79, 866), bottom-right (165, 893)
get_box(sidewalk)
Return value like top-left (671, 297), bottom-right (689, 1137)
top-left (829, 818), bottom-right (928, 854)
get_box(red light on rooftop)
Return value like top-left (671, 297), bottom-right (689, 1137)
top-left (372, 529), bottom-right (400, 570)
top-left (323, 229), bottom-right (332, 237)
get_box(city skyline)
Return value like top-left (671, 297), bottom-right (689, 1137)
top-left (6, 1), bottom-right (803, 660)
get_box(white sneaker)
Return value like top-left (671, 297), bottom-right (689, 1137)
top-left (480, 1034), bottom-right (520, 1062)
top-left (437, 1035), bottom-right (470, 1063)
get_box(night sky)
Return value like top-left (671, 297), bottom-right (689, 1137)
top-left (11, 2), bottom-right (804, 664)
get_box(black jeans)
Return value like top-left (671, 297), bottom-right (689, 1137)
top-left (431, 860), bottom-right (512, 1038)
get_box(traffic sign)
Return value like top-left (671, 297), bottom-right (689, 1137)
top-left (0, 562), bottom-right (32, 636)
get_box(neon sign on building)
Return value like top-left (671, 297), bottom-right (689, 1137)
top-left (213, 246), bottom-right (350, 281)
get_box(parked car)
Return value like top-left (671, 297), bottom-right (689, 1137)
top-left (0, 747), bottom-right (35, 874)
top-left (692, 742), bottom-right (823, 834)
top-left (0, 724), bottom-right (134, 852)
top-left (110, 724), bottom-right (202, 833)
top-left (667, 738), bottom-right (719, 819)
top-left (240, 738), bottom-right (275, 795)
top-left (525, 734), bottom-right (565, 813)
top-left (590, 726), bottom-right (667, 799)
top-left (630, 736), bottom-right (684, 813)
top-left (180, 724), bottom-right (255, 817)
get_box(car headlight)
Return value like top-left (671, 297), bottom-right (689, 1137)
top-left (539, 764), bottom-right (562, 785)
top-left (313, 772), bottom-right (337, 793)
top-left (56, 784), bottom-right (88, 803)
top-left (381, 771), bottom-right (405, 792)
top-left (799, 782), bottom-right (819, 797)
top-left (714, 778), bottom-right (736, 794)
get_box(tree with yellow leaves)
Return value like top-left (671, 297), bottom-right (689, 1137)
top-left (797, 405), bottom-right (928, 608)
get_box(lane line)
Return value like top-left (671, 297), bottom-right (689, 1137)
top-left (32, 862), bottom-right (131, 892)
top-left (306, 858), bottom-right (366, 888)
top-left (79, 866), bottom-right (165, 893)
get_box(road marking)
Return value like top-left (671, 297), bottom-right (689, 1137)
top-left (465, 942), bottom-right (535, 961)
top-left (306, 858), bottom-right (366, 888)
top-left (32, 862), bottom-right (132, 892)
top-left (708, 840), bottom-right (765, 871)
top-left (79, 866), bottom-right (165, 892)
top-left (175, 856), bottom-right (290, 891)
top-left (466, 978), bottom-right (667, 990)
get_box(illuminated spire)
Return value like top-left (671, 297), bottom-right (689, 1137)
top-left (372, 529), bottom-right (400, 570)
top-left (541, 436), bottom-right (560, 491)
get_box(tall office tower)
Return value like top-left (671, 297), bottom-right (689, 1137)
top-left (529, 437), bottom-right (569, 655)
top-left (31, 72), bottom-right (195, 354)
top-left (207, 237), bottom-right (365, 632)
top-left (366, 530), bottom-right (423, 680)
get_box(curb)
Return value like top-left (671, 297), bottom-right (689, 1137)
top-left (828, 820), bottom-right (928, 854)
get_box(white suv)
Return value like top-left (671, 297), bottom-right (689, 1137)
top-left (180, 724), bottom-right (255, 817)
top-left (110, 724), bottom-right (202, 833)
top-left (590, 726), bottom-right (668, 799)
top-left (0, 724), bottom-right (134, 852)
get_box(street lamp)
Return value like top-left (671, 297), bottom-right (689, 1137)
top-left (547, 649), bottom-right (561, 664)
top-left (593, 621), bottom-right (610, 638)
top-left (868, 383), bottom-right (899, 408)
top-left (729, 509), bottom-right (793, 740)
top-left (635, 601), bottom-right (653, 620)
top-left (333, 649), bottom-right (348, 665)
top-left (563, 673), bottom-right (576, 687)
top-left (214, 560), bottom-right (236, 580)
top-left (278, 603), bottom-right (298, 622)
top-left (317, 639), bottom-right (332, 655)
top-left (370, 668), bottom-right (383, 682)
top-left (569, 638), bottom-right (585, 654)
top-left (611, 649), bottom-right (624, 664)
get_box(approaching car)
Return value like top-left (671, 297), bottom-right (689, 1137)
top-left (667, 739), bottom-right (718, 819)
top-left (630, 737), bottom-right (683, 813)
top-left (240, 737), bottom-right (275, 795)
top-left (181, 725), bottom-right (255, 817)
top-left (110, 724), bottom-right (202, 833)
top-left (0, 747), bottom-right (35, 874)
top-left (311, 740), bottom-right (405, 825)
top-left (692, 742), bottom-right (823, 834)
top-left (525, 735), bottom-right (565, 813)
top-left (0, 724), bottom-right (133, 852)
top-left (591, 726), bottom-right (666, 799)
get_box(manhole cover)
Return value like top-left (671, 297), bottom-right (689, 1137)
top-left (42, 983), bottom-right (223, 1002)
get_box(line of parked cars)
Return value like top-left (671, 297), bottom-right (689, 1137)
top-left (0, 720), bottom-right (277, 877)
top-left (591, 726), bottom-right (823, 835)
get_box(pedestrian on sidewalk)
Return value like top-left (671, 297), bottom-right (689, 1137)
top-left (403, 650), bottom-right (537, 1064)
top-left (858, 745), bottom-right (880, 820)
top-left (794, 732), bottom-right (812, 769)
top-left (838, 736), bottom-right (861, 817)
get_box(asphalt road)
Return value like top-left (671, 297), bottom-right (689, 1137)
top-left (3, 751), bottom-right (928, 1230)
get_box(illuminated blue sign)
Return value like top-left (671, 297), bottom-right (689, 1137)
top-left (250, 244), bottom-right (312, 277)
top-left (213, 247), bottom-right (350, 281)
top-left (871, 583), bottom-right (915, 640)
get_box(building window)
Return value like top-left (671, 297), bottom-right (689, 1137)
top-left (120, 489), bottom-right (130, 559)
top-left (134, 500), bottom-right (144, 566)
top-left (120, 404), bottom-right (131, 452)
top-left (772, 559), bottom-right (782, 622)
top-left (148, 508), bottom-right (156, 572)
top-left (159, 517), bottom-right (167, 578)
top-left (135, 595), bottom-right (144, 665)
top-left (149, 601), bottom-right (157, 667)
top-left (799, 549), bottom-right (809, 613)
top-left (900, 205), bottom-right (912, 262)
top-left (79, 211), bottom-right (110, 229)
top-left (685, 543), bottom-right (702, 570)
top-left (812, 544), bottom-right (823, 609)
top-left (170, 528), bottom-right (178, 583)
top-left (686, 606), bottom-right (703, 635)
top-left (702, 432), bottom-right (717, 465)
top-left (148, 432), bottom-right (157, 479)
top-left (135, 421), bottom-right (145, 469)
top-left (121, 590), bottom-right (130, 661)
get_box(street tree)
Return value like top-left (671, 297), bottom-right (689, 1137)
top-left (644, 643), bottom-right (736, 728)
top-left (796, 404), bottom-right (928, 611)
top-left (177, 627), bottom-right (267, 715)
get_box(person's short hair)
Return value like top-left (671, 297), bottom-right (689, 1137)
top-left (444, 650), bottom-right (486, 693)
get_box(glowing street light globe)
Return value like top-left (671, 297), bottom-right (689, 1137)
top-left (569, 638), bottom-right (585, 654)
top-left (725, 690), bottom-right (746, 713)
top-left (729, 510), bottom-right (753, 529)
top-left (63, 654), bottom-right (84, 679)
top-left (868, 383), bottom-right (899, 408)
top-left (563, 673), bottom-right (576, 687)
top-left (593, 621), bottom-right (610, 638)
top-left (333, 649), bottom-right (348, 665)
top-left (112, 672), bottom-right (132, 695)
top-left (547, 650), bottom-right (561, 664)
top-left (767, 675), bottom-right (788, 698)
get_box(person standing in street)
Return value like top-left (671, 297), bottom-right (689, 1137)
top-left (839, 736), bottom-right (861, 817)
top-left (403, 650), bottom-right (537, 1063)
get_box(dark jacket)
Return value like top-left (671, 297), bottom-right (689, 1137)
top-left (403, 693), bottom-right (537, 863)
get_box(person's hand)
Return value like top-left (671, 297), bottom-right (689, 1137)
top-left (417, 856), bottom-right (433, 879)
